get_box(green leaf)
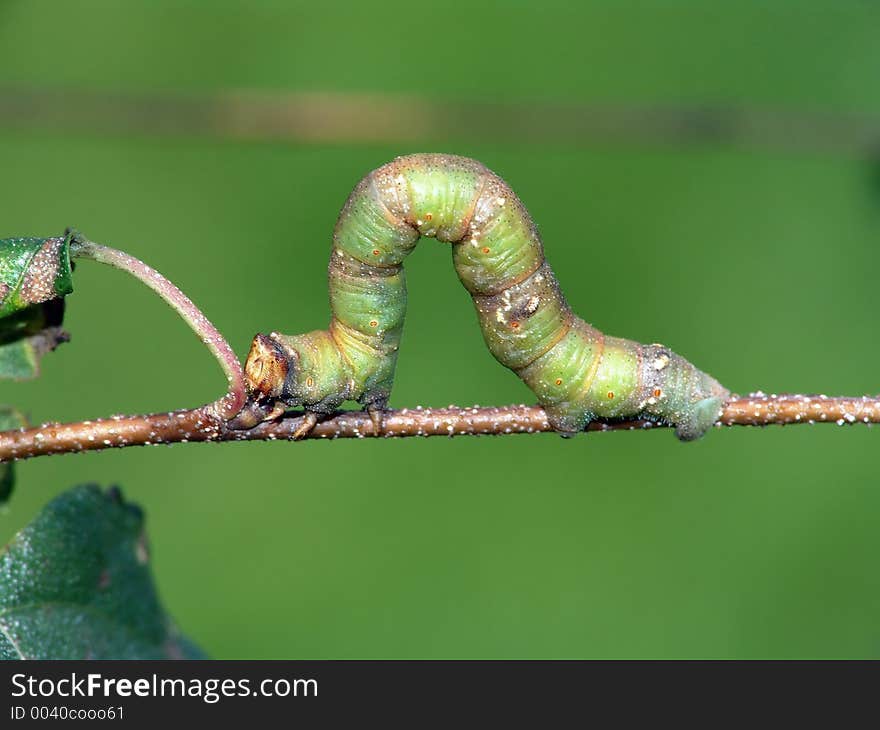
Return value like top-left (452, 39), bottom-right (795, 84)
top-left (0, 299), bottom-right (69, 380)
top-left (0, 233), bottom-right (73, 318)
top-left (0, 232), bottom-right (74, 381)
top-left (0, 407), bottom-right (27, 505)
top-left (0, 484), bottom-right (206, 659)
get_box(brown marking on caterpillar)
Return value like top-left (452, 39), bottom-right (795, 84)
top-left (469, 173), bottom-right (511, 235)
top-left (607, 391), bottom-right (615, 399)
top-left (555, 378), bottom-right (563, 386)
top-left (369, 175), bottom-right (408, 228)
top-left (509, 294), bottom-right (542, 323)
top-left (390, 161), bottom-right (419, 227)
top-left (458, 171), bottom-right (489, 243)
top-left (370, 164), bottom-right (413, 222)
top-left (328, 319), bottom-right (360, 376)
top-left (470, 170), bottom-right (543, 245)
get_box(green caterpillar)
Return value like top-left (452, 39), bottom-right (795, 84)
top-left (235, 153), bottom-right (729, 440)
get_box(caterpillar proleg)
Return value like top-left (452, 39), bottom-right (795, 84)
top-left (236, 154), bottom-right (728, 440)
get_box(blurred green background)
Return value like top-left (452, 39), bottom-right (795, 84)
top-left (1, 0), bottom-right (879, 658)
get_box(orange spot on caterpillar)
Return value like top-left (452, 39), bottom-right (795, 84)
top-left (425, 213), bottom-right (433, 221)
top-left (372, 249), bottom-right (381, 256)
top-left (607, 391), bottom-right (614, 399)
top-left (306, 377), bottom-right (314, 387)
top-left (653, 388), bottom-right (662, 397)
top-left (510, 321), bottom-right (520, 329)
top-left (369, 320), bottom-right (378, 328)
top-left (554, 378), bottom-right (563, 386)
top-left (481, 247), bottom-right (490, 254)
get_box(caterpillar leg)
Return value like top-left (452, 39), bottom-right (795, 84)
top-left (674, 395), bottom-right (725, 442)
top-left (291, 411), bottom-right (319, 440)
top-left (358, 389), bottom-right (389, 437)
top-left (227, 399), bottom-right (286, 430)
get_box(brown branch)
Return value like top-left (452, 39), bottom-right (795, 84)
top-left (0, 394), bottom-right (877, 463)
top-left (70, 237), bottom-right (247, 419)
top-left (2, 86), bottom-right (880, 158)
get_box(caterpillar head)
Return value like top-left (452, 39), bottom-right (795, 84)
top-left (243, 333), bottom-right (291, 402)
top-left (225, 333), bottom-right (293, 429)
top-left (229, 330), bottom-right (351, 430)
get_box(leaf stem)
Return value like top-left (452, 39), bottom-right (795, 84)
top-left (0, 394), bottom-right (877, 462)
top-left (70, 236), bottom-right (246, 419)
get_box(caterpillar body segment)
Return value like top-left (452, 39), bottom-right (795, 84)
top-left (239, 154), bottom-right (728, 440)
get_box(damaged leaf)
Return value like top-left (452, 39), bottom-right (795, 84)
top-left (0, 233), bottom-right (74, 380)
top-left (0, 233), bottom-right (73, 317)
top-left (0, 484), bottom-right (206, 659)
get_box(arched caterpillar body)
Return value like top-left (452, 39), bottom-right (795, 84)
top-left (238, 154), bottom-right (729, 440)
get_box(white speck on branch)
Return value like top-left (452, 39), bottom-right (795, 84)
top-left (0, 394), bottom-right (877, 463)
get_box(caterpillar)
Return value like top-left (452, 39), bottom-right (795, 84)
top-left (234, 154), bottom-right (729, 441)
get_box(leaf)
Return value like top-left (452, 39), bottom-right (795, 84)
top-left (0, 484), bottom-right (206, 659)
top-left (0, 232), bottom-right (74, 380)
top-left (0, 406), bottom-right (27, 505)
top-left (0, 233), bottom-right (73, 317)
top-left (0, 299), bottom-right (69, 380)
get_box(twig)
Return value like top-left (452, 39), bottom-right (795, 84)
top-left (0, 394), bottom-right (877, 463)
top-left (3, 86), bottom-right (880, 158)
top-left (70, 236), bottom-right (247, 419)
